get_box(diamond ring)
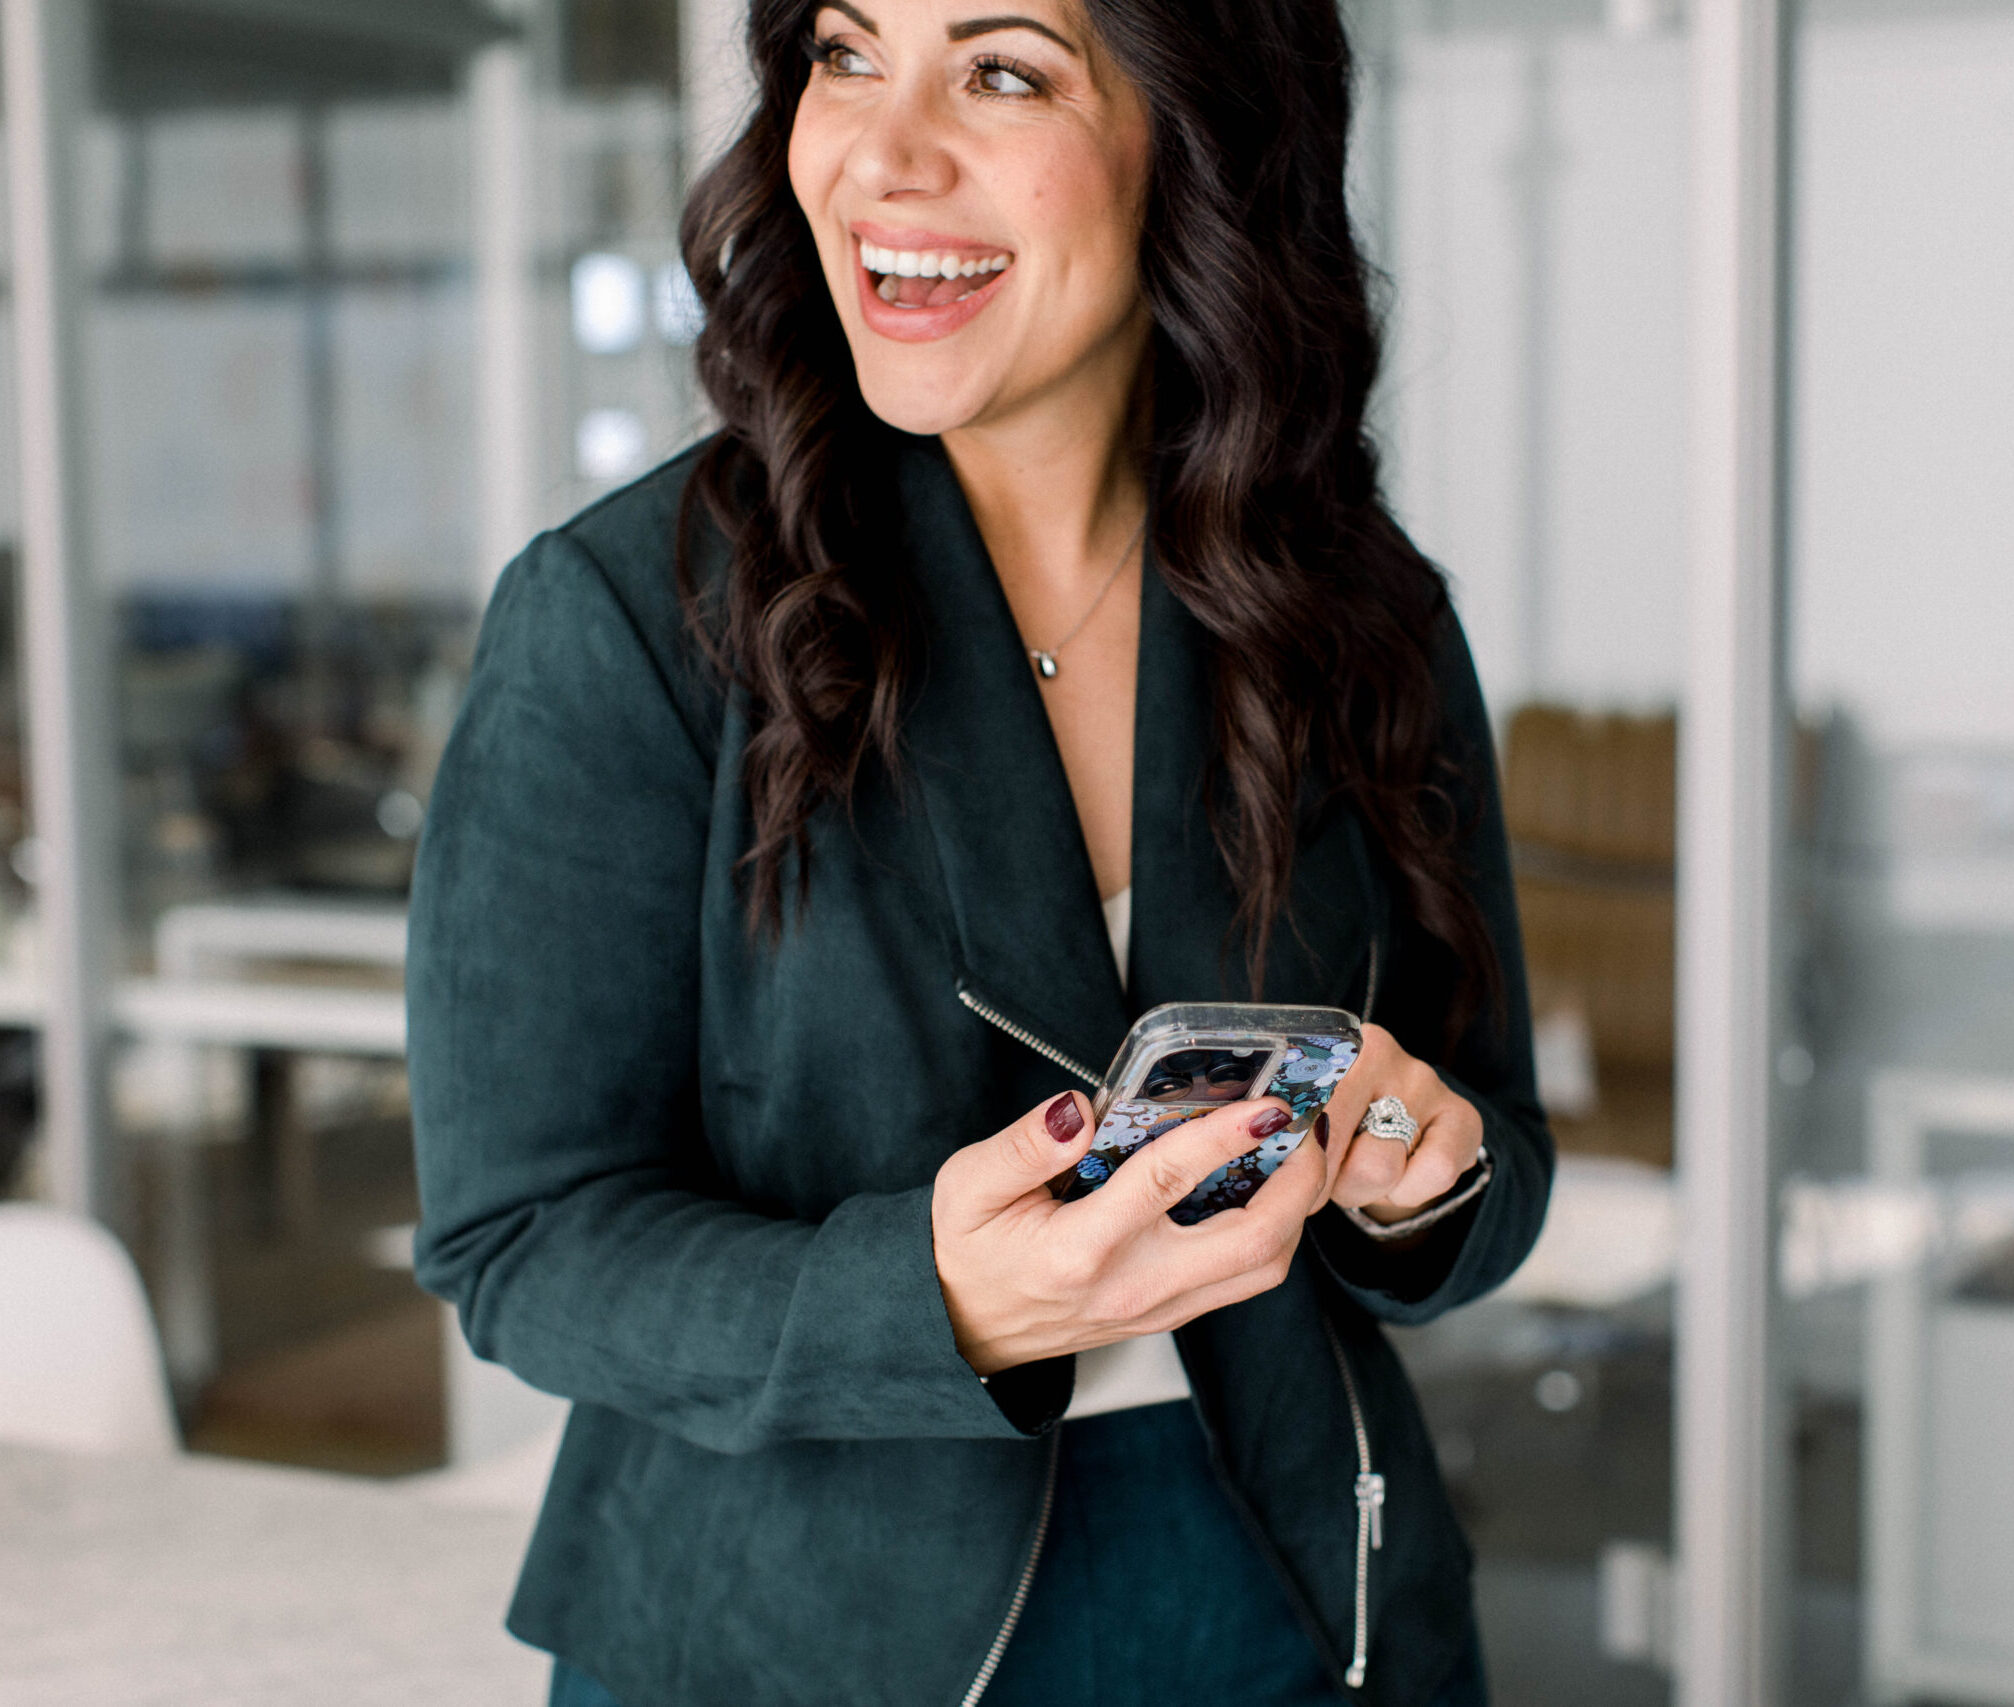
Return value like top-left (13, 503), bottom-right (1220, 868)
top-left (1357, 1095), bottom-right (1420, 1152)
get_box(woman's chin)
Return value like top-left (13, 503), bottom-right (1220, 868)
top-left (851, 367), bottom-right (996, 440)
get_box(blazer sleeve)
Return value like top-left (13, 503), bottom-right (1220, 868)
top-left (407, 528), bottom-right (1030, 1452)
top-left (1309, 610), bottom-right (1557, 1324)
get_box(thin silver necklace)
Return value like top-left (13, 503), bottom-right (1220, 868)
top-left (1027, 515), bottom-right (1147, 680)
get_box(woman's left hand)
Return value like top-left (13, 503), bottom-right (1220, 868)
top-left (1317, 1024), bottom-right (1483, 1226)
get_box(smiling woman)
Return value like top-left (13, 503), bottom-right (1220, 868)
top-left (408, 1), bottom-right (1552, 1705)
top-left (788, 1), bottom-right (1150, 417)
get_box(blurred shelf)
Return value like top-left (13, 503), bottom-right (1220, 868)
top-left (101, 0), bottom-right (516, 114)
top-left (116, 977), bottom-right (404, 1054)
top-left (0, 972), bottom-right (404, 1054)
top-left (155, 898), bottom-right (406, 976)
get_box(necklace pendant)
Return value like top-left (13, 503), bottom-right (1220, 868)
top-left (1031, 650), bottom-right (1059, 679)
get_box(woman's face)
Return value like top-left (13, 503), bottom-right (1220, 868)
top-left (787, 0), bottom-right (1152, 438)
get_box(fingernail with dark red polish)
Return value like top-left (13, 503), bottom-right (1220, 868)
top-left (1316, 1112), bottom-right (1331, 1151)
top-left (1045, 1094), bottom-right (1085, 1141)
top-left (1250, 1107), bottom-right (1291, 1139)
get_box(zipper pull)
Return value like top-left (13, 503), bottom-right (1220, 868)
top-left (1355, 1471), bottom-right (1386, 1551)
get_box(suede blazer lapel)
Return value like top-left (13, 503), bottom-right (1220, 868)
top-left (1130, 556), bottom-right (1385, 1015)
top-left (895, 433), bottom-right (1382, 1086)
top-left (896, 436), bottom-right (1129, 1080)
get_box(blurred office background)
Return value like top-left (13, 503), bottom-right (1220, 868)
top-left (0, 1), bottom-right (2006, 1704)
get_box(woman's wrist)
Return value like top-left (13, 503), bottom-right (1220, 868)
top-left (1338, 1147), bottom-right (1494, 1242)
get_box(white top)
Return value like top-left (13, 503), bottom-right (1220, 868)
top-left (1062, 888), bottom-right (1195, 1420)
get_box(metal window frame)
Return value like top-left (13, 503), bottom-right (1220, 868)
top-left (3, 0), bottom-right (121, 1223)
top-left (1676, 0), bottom-right (1795, 1701)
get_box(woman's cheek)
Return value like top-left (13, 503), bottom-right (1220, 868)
top-left (785, 99), bottom-right (842, 235)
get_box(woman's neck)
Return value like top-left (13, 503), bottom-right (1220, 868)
top-left (940, 349), bottom-right (1151, 906)
top-left (940, 331), bottom-right (1151, 596)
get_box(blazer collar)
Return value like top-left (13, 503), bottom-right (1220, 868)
top-left (1126, 543), bottom-right (1381, 1019)
top-left (897, 435), bottom-right (1129, 1078)
top-left (894, 434), bottom-right (1376, 1079)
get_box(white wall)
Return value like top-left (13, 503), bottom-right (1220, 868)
top-left (327, 102), bottom-right (470, 262)
top-left (1381, 9), bottom-right (2014, 750)
top-left (22, 105), bottom-right (480, 600)
top-left (1790, 13), bottom-right (2014, 750)
top-left (11, 90), bottom-right (689, 599)
top-left (1386, 33), bottom-right (1538, 712)
top-left (1384, 28), bottom-right (1689, 719)
top-left (333, 288), bottom-right (477, 599)
top-left (87, 296), bottom-right (317, 592)
top-left (146, 109), bottom-right (305, 268)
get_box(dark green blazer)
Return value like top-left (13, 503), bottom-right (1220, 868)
top-left (408, 432), bottom-right (1553, 1707)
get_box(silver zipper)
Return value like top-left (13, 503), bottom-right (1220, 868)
top-left (948, 985), bottom-right (1077, 1704)
top-left (958, 976), bottom-right (1383, 1694)
top-left (956, 985), bottom-right (1101, 1086)
top-left (961, 1431), bottom-right (1061, 1706)
top-left (1324, 1318), bottom-right (1384, 1689)
top-left (1330, 931), bottom-right (1385, 1689)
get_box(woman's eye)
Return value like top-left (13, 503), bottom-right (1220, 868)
top-left (971, 58), bottom-right (1041, 98)
top-left (810, 36), bottom-right (874, 78)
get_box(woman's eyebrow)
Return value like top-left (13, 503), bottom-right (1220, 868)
top-left (821, 1), bottom-right (879, 34)
top-left (813, 3), bottom-right (1081, 58)
top-left (946, 14), bottom-right (1082, 55)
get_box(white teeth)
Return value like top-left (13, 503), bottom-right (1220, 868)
top-left (877, 274), bottom-right (899, 303)
top-left (860, 240), bottom-right (1013, 281)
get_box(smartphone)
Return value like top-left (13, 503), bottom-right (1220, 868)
top-left (1053, 1002), bottom-right (1363, 1224)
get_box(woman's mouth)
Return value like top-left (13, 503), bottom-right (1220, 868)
top-left (859, 240), bottom-right (1014, 309)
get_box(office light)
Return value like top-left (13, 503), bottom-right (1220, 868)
top-left (571, 252), bottom-right (647, 355)
top-left (576, 409), bottom-right (649, 482)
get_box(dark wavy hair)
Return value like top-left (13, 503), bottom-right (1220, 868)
top-left (676, 0), bottom-right (1498, 1036)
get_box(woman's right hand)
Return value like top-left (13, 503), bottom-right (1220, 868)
top-left (931, 1091), bottom-right (1331, 1377)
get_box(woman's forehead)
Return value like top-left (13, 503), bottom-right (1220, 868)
top-left (808, 0), bottom-right (1088, 43)
top-left (809, 0), bottom-right (1116, 71)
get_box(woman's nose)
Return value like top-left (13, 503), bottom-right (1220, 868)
top-left (843, 81), bottom-right (958, 203)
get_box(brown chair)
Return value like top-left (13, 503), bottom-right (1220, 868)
top-left (1502, 705), bottom-right (1677, 1167)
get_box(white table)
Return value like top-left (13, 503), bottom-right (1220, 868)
top-left (1865, 1071), bottom-right (2014, 1706)
top-left (0, 1446), bottom-right (548, 1706)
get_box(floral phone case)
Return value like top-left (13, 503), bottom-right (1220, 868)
top-left (1052, 1002), bottom-right (1363, 1225)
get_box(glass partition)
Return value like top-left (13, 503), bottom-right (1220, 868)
top-left (1369, 0), bottom-right (1688, 1697)
top-left (0, 98), bottom-right (38, 1206)
top-left (43, 4), bottom-right (495, 1469)
top-left (1777, 1), bottom-right (2014, 1699)
top-left (65, 0), bottom-right (711, 1475)
top-left (540, 0), bottom-right (704, 517)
